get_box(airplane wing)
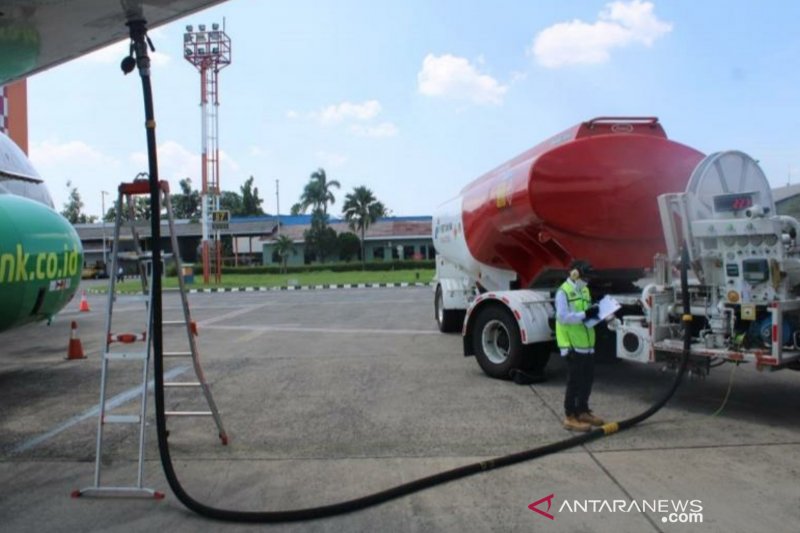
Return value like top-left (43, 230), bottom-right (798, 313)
top-left (0, 0), bottom-right (228, 85)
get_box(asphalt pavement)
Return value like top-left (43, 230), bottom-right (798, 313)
top-left (1, 286), bottom-right (798, 532)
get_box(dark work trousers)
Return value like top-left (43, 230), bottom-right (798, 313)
top-left (564, 352), bottom-right (594, 416)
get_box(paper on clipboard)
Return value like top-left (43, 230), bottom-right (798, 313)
top-left (584, 295), bottom-right (621, 328)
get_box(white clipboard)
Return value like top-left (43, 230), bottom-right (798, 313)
top-left (584, 295), bottom-right (621, 328)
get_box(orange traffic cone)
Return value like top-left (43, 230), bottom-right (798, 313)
top-left (78, 290), bottom-right (90, 312)
top-left (66, 321), bottom-right (86, 360)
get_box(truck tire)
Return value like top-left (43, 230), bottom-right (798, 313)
top-left (435, 284), bottom-right (464, 333)
top-left (472, 305), bottom-right (525, 379)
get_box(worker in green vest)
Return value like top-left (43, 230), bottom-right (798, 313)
top-left (556, 260), bottom-right (604, 432)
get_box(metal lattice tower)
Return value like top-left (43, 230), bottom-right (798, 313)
top-left (183, 22), bottom-right (231, 283)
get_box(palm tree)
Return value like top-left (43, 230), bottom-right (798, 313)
top-left (296, 168), bottom-right (340, 215)
top-left (342, 186), bottom-right (387, 268)
top-left (273, 234), bottom-right (296, 273)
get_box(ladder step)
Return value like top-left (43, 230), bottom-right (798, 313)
top-left (104, 351), bottom-right (148, 361)
top-left (73, 486), bottom-right (164, 499)
top-left (165, 411), bottom-right (213, 417)
top-left (104, 414), bottom-right (141, 424)
top-left (164, 382), bottom-right (202, 388)
top-left (163, 351), bottom-right (193, 358)
top-left (162, 320), bottom-right (198, 335)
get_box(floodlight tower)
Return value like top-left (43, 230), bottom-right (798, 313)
top-left (183, 22), bottom-right (231, 284)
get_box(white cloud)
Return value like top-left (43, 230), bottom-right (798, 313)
top-left (29, 139), bottom-right (124, 216)
top-left (530, 0), bottom-right (672, 68)
top-left (315, 151), bottom-right (348, 168)
top-left (129, 141), bottom-right (239, 183)
top-left (219, 150), bottom-right (240, 172)
top-left (417, 53), bottom-right (507, 105)
top-left (30, 139), bottom-right (119, 169)
top-left (130, 140), bottom-right (195, 180)
top-left (290, 100), bottom-right (396, 139)
top-left (350, 122), bottom-right (398, 138)
top-left (317, 100), bottom-right (382, 124)
top-left (80, 34), bottom-right (171, 67)
top-left (249, 146), bottom-right (267, 157)
top-left (510, 70), bottom-right (528, 83)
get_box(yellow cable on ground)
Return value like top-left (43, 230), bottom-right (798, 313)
top-left (709, 361), bottom-right (738, 417)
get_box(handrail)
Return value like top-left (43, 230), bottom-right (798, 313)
top-left (585, 116), bottom-right (659, 128)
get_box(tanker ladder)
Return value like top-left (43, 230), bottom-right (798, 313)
top-left (74, 178), bottom-right (228, 500)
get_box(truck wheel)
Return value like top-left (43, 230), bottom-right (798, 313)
top-left (472, 305), bottom-right (524, 379)
top-left (435, 284), bottom-right (464, 333)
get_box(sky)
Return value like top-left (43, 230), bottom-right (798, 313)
top-left (25, 0), bottom-right (800, 220)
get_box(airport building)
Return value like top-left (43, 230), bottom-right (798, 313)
top-left (74, 214), bottom-right (434, 270)
top-left (260, 215), bottom-right (434, 266)
top-left (773, 183), bottom-right (800, 219)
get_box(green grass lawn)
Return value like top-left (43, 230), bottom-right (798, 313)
top-left (109, 269), bottom-right (435, 292)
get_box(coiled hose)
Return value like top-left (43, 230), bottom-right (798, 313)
top-left (128, 20), bottom-right (692, 524)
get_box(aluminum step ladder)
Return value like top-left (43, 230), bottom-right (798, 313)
top-left (75, 178), bottom-right (227, 499)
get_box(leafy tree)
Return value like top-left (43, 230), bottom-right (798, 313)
top-left (293, 169), bottom-right (342, 262)
top-left (311, 168), bottom-right (340, 215)
top-left (303, 208), bottom-right (338, 263)
top-left (171, 178), bottom-right (201, 220)
top-left (240, 176), bottom-right (265, 216)
top-left (342, 186), bottom-right (387, 268)
top-left (337, 232), bottom-right (361, 262)
top-left (60, 180), bottom-right (97, 224)
top-left (102, 193), bottom-right (153, 222)
top-left (273, 234), bottom-right (296, 273)
top-left (219, 191), bottom-right (243, 215)
top-left (295, 168), bottom-right (340, 215)
top-left (220, 234), bottom-right (234, 257)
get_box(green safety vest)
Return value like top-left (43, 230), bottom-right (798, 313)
top-left (555, 280), bottom-right (595, 351)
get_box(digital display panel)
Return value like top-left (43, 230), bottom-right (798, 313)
top-left (713, 192), bottom-right (756, 213)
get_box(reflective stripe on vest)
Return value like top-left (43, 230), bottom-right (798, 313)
top-left (555, 280), bottom-right (595, 350)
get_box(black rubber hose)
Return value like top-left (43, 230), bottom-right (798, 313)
top-left (152, 244), bottom-right (692, 523)
top-left (130, 20), bottom-right (692, 523)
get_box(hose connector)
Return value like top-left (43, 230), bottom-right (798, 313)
top-left (601, 422), bottom-right (620, 435)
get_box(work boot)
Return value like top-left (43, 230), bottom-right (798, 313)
top-left (563, 416), bottom-right (591, 432)
top-left (577, 411), bottom-right (604, 426)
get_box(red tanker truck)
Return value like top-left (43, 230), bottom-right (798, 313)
top-left (433, 117), bottom-right (800, 379)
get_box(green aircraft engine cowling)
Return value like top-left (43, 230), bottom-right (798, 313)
top-left (0, 194), bottom-right (83, 332)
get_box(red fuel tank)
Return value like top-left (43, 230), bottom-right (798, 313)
top-left (461, 117), bottom-right (704, 288)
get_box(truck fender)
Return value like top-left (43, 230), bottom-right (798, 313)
top-left (462, 290), bottom-right (554, 356)
top-left (436, 277), bottom-right (473, 310)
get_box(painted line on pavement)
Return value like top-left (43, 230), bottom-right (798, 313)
top-left (196, 302), bottom-right (273, 327)
top-left (202, 324), bottom-right (440, 336)
top-left (11, 365), bottom-right (189, 455)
